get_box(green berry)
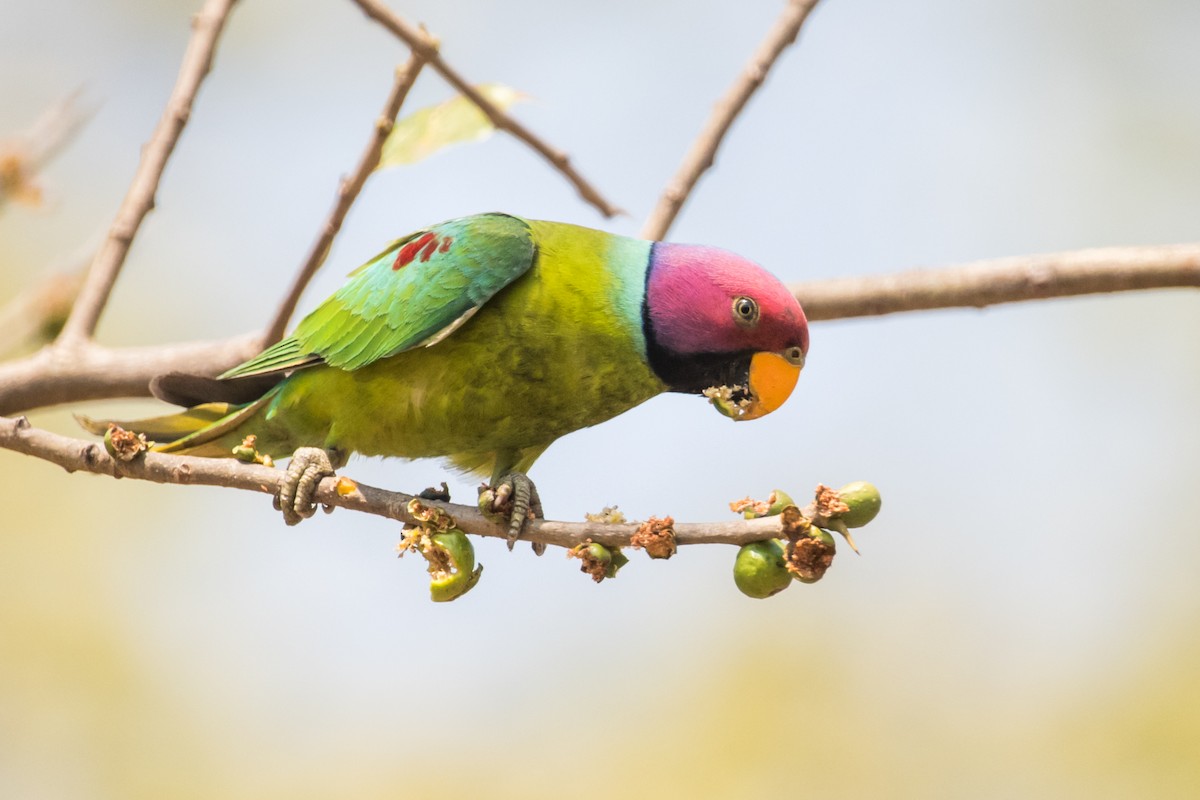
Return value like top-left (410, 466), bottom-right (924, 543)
top-left (572, 542), bottom-right (628, 582)
top-left (585, 542), bottom-right (612, 568)
top-left (837, 481), bottom-right (882, 528)
top-left (231, 445), bottom-right (257, 462)
top-left (733, 540), bottom-right (792, 599)
top-left (766, 489), bottom-right (795, 516)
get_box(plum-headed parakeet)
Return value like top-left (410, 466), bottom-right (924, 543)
top-left (81, 213), bottom-right (809, 546)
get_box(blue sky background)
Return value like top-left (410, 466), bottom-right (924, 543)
top-left (3, 1), bottom-right (1199, 796)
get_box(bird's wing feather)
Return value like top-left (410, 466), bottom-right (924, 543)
top-left (219, 337), bottom-right (319, 380)
top-left (291, 213), bottom-right (536, 371)
top-left (221, 213), bottom-right (536, 379)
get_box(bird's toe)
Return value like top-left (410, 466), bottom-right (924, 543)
top-left (483, 472), bottom-right (544, 554)
top-left (279, 447), bottom-right (337, 526)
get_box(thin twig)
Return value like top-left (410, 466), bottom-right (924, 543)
top-left (56, 0), bottom-right (239, 346)
top-left (792, 243), bottom-right (1200, 321)
top-left (641, 0), bottom-right (822, 241)
top-left (348, 0), bottom-right (622, 218)
top-left (0, 415), bottom-right (787, 548)
top-left (264, 55), bottom-right (428, 344)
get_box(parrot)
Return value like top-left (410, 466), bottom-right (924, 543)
top-left (80, 213), bottom-right (809, 548)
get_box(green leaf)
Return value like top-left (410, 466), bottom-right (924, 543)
top-left (378, 83), bottom-right (526, 169)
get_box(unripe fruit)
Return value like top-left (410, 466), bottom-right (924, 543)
top-left (765, 489), bottom-right (795, 516)
top-left (572, 542), bottom-right (628, 581)
top-left (836, 481), bottom-right (882, 528)
top-left (733, 540), bottom-right (792, 599)
top-left (427, 530), bottom-right (482, 602)
top-left (585, 542), bottom-right (612, 569)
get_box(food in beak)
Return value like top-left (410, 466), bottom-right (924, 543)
top-left (703, 351), bottom-right (801, 421)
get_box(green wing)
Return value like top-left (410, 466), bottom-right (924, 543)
top-left (223, 213), bottom-right (535, 378)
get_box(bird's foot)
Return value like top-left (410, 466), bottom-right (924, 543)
top-left (479, 471), bottom-right (544, 554)
top-left (274, 447), bottom-right (341, 526)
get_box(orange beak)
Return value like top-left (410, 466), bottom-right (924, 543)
top-left (738, 351), bottom-right (802, 420)
top-left (705, 351), bottom-right (803, 421)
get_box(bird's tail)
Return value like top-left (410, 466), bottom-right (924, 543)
top-left (76, 389), bottom-right (279, 459)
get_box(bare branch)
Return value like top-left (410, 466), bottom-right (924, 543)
top-left (792, 243), bottom-right (1200, 321)
top-left (264, 55), bottom-right (428, 344)
top-left (0, 416), bottom-right (788, 549)
top-left (348, 0), bottom-right (623, 218)
top-left (641, 0), bottom-right (821, 240)
top-left (56, 0), bottom-right (239, 346)
top-left (0, 333), bottom-right (262, 416)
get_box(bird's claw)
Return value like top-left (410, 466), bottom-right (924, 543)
top-left (482, 472), bottom-right (544, 554)
top-left (277, 447), bottom-right (337, 526)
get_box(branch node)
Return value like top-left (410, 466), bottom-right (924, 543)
top-left (79, 443), bottom-right (105, 472)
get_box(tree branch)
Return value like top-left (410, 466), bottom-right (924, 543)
top-left (264, 55), bottom-right (428, 345)
top-left (347, 0), bottom-right (623, 218)
top-left (792, 243), bottom-right (1200, 321)
top-left (0, 415), bottom-right (786, 549)
top-left (641, 0), bottom-right (822, 241)
top-left (56, 0), bottom-right (239, 346)
top-left (0, 333), bottom-right (262, 416)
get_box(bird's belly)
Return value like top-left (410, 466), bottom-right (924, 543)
top-left (274, 326), bottom-right (663, 462)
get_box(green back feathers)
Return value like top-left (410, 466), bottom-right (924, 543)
top-left (222, 213), bottom-right (536, 378)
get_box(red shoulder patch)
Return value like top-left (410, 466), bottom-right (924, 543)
top-left (393, 232), bottom-right (455, 269)
top-left (393, 232), bottom-right (437, 270)
top-left (418, 235), bottom-right (439, 262)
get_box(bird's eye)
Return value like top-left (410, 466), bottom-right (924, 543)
top-left (784, 346), bottom-right (806, 367)
top-left (732, 296), bottom-right (760, 326)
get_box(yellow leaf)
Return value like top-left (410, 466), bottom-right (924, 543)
top-left (378, 84), bottom-right (526, 169)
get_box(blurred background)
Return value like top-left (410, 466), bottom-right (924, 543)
top-left (3, 0), bottom-right (1199, 797)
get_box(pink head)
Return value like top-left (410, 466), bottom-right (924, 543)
top-left (644, 243), bottom-right (809, 420)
